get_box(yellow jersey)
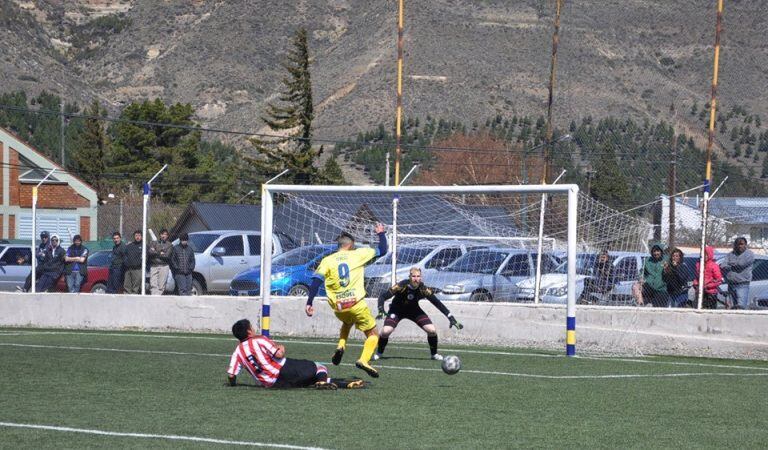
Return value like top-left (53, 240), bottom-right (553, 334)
top-left (315, 247), bottom-right (377, 310)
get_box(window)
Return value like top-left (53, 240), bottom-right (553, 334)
top-left (1, 248), bottom-right (31, 266)
top-left (502, 254), bottom-right (530, 277)
top-left (425, 248), bottom-right (463, 269)
top-left (615, 257), bottom-right (639, 281)
top-left (247, 235), bottom-right (261, 256)
top-left (752, 260), bottom-right (768, 282)
top-left (218, 236), bottom-right (244, 256)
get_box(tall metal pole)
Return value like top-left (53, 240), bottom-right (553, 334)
top-left (141, 164), bottom-right (168, 296)
top-left (394, 0), bottom-right (404, 185)
top-left (119, 198), bottom-right (124, 238)
top-left (543, 0), bottom-right (562, 184)
top-left (30, 168), bottom-right (56, 294)
top-left (697, 0), bottom-right (724, 310)
top-left (60, 102), bottom-right (65, 167)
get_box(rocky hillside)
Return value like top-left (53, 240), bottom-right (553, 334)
top-left (1, 0), bottom-right (766, 147)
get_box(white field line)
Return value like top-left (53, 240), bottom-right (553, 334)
top-left (1, 343), bottom-right (767, 380)
top-left (0, 422), bottom-right (328, 449)
top-left (2, 330), bottom-right (768, 372)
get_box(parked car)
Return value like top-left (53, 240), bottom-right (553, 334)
top-left (0, 244), bottom-right (33, 291)
top-left (422, 247), bottom-right (561, 302)
top-left (176, 230), bottom-right (296, 295)
top-left (717, 255), bottom-right (768, 309)
top-left (514, 251), bottom-right (646, 304)
top-left (229, 244), bottom-right (337, 297)
top-left (0, 247), bottom-right (132, 294)
top-left (364, 240), bottom-right (488, 297)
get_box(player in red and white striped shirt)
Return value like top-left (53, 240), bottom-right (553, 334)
top-left (227, 319), bottom-right (364, 389)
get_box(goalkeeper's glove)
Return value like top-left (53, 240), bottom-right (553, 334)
top-left (376, 308), bottom-right (386, 320)
top-left (448, 315), bottom-right (463, 330)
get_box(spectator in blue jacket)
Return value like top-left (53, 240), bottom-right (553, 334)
top-left (720, 237), bottom-right (755, 309)
top-left (64, 235), bottom-right (89, 293)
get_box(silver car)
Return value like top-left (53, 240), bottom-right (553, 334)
top-left (0, 245), bottom-right (32, 291)
top-left (364, 240), bottom-right (488, 297)
top-left (176, 230), bottom-right (294, 295)
top-left (423, 247), bottom-right (561, 302)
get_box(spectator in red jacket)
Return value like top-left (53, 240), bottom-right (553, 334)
top-left (693, 246), bottom-right (723, 309)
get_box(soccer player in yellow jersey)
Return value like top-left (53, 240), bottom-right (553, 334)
top-left (305, 223), bottom-right (387, 378)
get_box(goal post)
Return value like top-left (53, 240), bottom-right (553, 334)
top-left (260, 184), bottom-right (580, 356)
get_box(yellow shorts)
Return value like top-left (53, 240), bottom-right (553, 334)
top-left (333, 301), bottom-right (376, 332)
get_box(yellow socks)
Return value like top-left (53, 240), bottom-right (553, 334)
top-left (360, 334), bottom-right (379, 364)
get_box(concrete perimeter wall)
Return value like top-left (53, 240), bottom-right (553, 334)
top-left (1, 293), bottom-right (767, 360)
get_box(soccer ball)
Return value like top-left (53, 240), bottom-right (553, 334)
top-left (441, 355), bottom-right (461, 375)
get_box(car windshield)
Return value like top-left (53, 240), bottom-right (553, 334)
top-left (554, 254), bottom-right (597, 275)
top-left (87, 251), bottom-right (111, 267)
top-left (188, 234), bottom-right (219, 253)
top-left (274, 246), bottom-right (331, 266)
top-left (376, 247), bottom-right (433, 265)
top-left (443, 250), bottom-right (508, 274)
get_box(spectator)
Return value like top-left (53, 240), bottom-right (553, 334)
top-left (148, 228), bottom-right (172, 295)
top-left (578, 250), bottom-right (615, 304)
top-left (107, 232), bottom-right (126, 294)
top-left (64, 235), bottom-right (89, 293)
top-left (123, 230), bottom-right (144, 294)
top-left (170, 233), bottom-right (195, 295)
top-left (663, 248), bottom-right (689, 308)
top-left (35, 234), bottom-right (66, 292)
top-left (21, 231), bottom-right (51, 292)
top-left (693, 245), bottom-right (723, 309)
top-left (639, 244), bottom-right (668, 307)
top-left (720, 237), bottom-right (755, 310)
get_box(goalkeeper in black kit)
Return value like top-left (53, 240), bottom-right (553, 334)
top-left (374, 267), bottom-right (463, 361)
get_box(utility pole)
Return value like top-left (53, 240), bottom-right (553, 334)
top-left (668, 135), bottom-right (677, 249)
top-left (60, 102), bottom-right (66, 167)
top-left (394, 0), bottom-right (405, 185)
top-left (543, 0), bottom-right (563, 184)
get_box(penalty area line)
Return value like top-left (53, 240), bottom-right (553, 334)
top-left (1, 342), bottom-right (767, 380)
top-left (0, 421), bottom-right (328, 449)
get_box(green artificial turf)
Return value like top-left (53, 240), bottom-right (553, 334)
top-left (0, 328), bottom-right (766, 449)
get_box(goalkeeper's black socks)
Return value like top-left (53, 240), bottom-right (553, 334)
top-left (377, 337), bottom-right (389, 354)
top-left (428, 335), bottom-right (438, 355)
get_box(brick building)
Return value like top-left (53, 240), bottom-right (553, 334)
top-left (0, 126), bottom-right (98, 246)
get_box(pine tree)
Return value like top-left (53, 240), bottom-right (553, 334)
top-left (319, 152), bottom-right (345, 185)
top-left (70, 100), bottom-right (109, 198)
top-left (590, 144), bottom-right (631, 208)
top-left (249, 28), bottom-right (322, 184)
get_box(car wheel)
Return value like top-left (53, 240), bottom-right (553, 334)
top-left (288, 284), bottom-right (309, 297)
top-left (90, 283), bottom-right (107, 294)
top-left (470, 290), bottom-right (492, 302)
top-left (191, 279), bottom-right (204, 296)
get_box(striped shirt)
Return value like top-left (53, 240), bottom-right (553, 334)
top-left (227, 336), bottom-right (285, 387)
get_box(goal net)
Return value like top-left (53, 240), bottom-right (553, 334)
top-left (260, 184), bottom-right (590, 354)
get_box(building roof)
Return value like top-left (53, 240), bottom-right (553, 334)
top-left (708, 197), bottom-right (768, 225)
top-left (0, 125), bottom-right (97, 200)
top-left (170, 202), bottom-right (261, 236)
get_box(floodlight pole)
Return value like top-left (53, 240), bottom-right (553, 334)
top-left (259, 169), bottom-right (289, 337)
top-left (533, 169), bottom-right (566, 304)
top-left (30, 168), bottom-right (56, 294)
top-left (141, 164), bottom-right (168, 296)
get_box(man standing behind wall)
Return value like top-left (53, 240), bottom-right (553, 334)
top-left (123, 230), bottom-right (144, 294)
top-left (721, 237), bottom-right (755, 310)
top-left (170, 233), bottom-right (195, 295)
top-left (148, 228), bottom-right (172, 295)
top-left (107, 232), bottom-right (126, 294)
top-left (64, 235), bottom-right (89, 293)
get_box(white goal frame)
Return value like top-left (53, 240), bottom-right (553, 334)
top-left (261, 184), bottom-right (579, 356)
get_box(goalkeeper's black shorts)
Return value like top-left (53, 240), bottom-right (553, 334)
top-left (383, 307), bottom-right (432, 329)
top-left (273, 358), bottom-right (324, 388)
